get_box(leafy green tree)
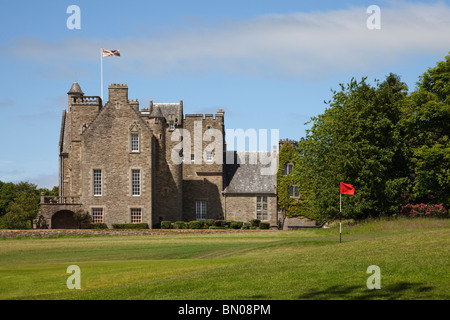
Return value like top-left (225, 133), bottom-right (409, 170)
top-left (0, 180), bottom-right (58, 229)
top-left (2, 192), bottom-right (39, 229)
top-left (303, 74), bottom-right (410, 220)
top-left (0, 181), bottom-right (17, 217)
top-left (38, 186), bottom-right (59, 197)
top-left (401, 53), bottom-right (450, 205)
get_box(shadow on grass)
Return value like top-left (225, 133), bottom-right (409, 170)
top-left (297, 282), bottom-right (434, 300)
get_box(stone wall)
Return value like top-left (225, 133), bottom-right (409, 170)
top-left (182, 112), bottom-right (225, 221)
top-left (0, 228), bottom-right (260, 239)
top-left (80, 91), bottom-right (153, 228)
top-left (225, 194), bottom-right (278, 227)
top-left (283, 217), bottom-right (317, 230)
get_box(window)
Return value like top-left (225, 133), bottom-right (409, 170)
top-left (206, 151), bottom-right (213, 162)
top-left (195, 201), bottom-right (207, 220)
top-left (289, 185), bottom-right (300, 198)
top-left (93, 169), bottom-right (102, 196)
top-left (256, 196), bottom-right (268, 220)
top-left (284, 163), bottom-right (293, 175)
top-left (132, 169), bottom-right (141, 196)
top-left (191, 154), bottom-right (195, 162)
top-left (131, 133), bottom-right (139, 152)
top-left (169, 121), bottom-right (175, 131)
top-left (130, 208), bottom-right (142, 223)
top-left (92, 208), bottom-right (103, 223)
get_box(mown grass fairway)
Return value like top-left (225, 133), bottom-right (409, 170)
top-left (0, 218), bottom-right (448, 300)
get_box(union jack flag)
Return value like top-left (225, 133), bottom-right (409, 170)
top-left (102, 49), bottom-right (120, 57)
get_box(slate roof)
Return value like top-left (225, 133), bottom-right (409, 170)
top-left (149, 105), bottom-right (164, 118)
top-left (154, 103), bottom-right (181, 122)
top-left (67, 82), bottom-right (84, 95)
top-left (224, 151), bottom-right (277, 194)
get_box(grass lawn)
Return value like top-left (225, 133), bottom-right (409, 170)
top-left (0, 217), bottom-right (448, 300)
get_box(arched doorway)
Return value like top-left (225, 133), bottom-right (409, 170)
top-left (51, 210), bottom-right (78, 229)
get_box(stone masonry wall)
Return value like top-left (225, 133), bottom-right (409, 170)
top-left (225, 194), bottom-right (278, 227)
top-left (80, 86), bottom-right (153, 228)
top-left (182, 112), bottom-right (225, 221)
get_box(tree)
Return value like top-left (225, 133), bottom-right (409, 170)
top-left (2, 192), bottom-right (39, 229)
top-left (303, 74), bottom-right (410, 220)
top-left (0, 181), bottom-right (17, 217)
top-left (401, 53), bottom-right (450, 205)
top-left (73, 209), bottom-right (91, 229)
top-left (0, 180), bottom-right (59, 229)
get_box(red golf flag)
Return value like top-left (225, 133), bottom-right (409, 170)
top-left (340, 182), bottom-right (355, 195)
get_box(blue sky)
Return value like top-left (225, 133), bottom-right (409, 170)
top-left (0, 0), bottom-right (449, 188)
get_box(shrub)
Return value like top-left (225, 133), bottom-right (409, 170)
top-left (241, 222), bottom-right (251, 230)
top-left (188, 221), bottom-right (204, 229)
top-left (401, 203), bottom-right (448, 218)
top-left (230, 221), bottom-right (243, 229)
top-left (161, 221), bottom-right (172, 229)
top-left (91, 222), bottom-right (108, 230)
top-left (209, 226), bottom-right (227, 229)
top-left (112, 223), bottom-right (149, 229)
top-left (250, 219), bottom-right (260, 227)
top-left (259, 222), bottom-right (270, 229)
top-left (213, 220), bottom-right (226, 227)
top-left (205, 219), bottom-right (215, 227)
top-left (224, 220), bottom-right (234, 228)
top-left (173, 221), bottom-right (187, 229)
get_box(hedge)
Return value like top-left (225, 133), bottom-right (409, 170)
top-left (213, 220), bottom-right (226, 227)
top-left (161, 221), bottom-right (172, 229)
top-left (91, 222), bottom-right (108, 230)
top-left (230, 221), bottom-right (243, 229)
top-left (154, 219), bottom-right (271, 230)
top-left (188, 221), bottom-right (204, 229)
top-left (205, 219), bottom-right (215, 227)
top-left (259, 222), bottom-right (270, 229)
top-left (250, 219), bottom-right (260, 227)
top-left (112, 223), bottom-right (149, 229)
top-left (173, 221), bottom-right (187, 229)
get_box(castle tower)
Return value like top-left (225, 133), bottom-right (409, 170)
top-left (182, 109), bottom-right (226, 221)
top-left (63, 82), bottom-right (102, 197)
top-left (146, 103), bottom-right (183, 224)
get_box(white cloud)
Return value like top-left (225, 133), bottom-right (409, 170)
top-left (3, 2), bottom-right (450, 79)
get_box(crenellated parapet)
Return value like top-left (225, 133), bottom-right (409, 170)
top-left (279, 138), bottom-right (298, 149)
top-left (70, 96), bottom-right (102, 106)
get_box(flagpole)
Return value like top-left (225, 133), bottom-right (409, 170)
top-left (100, 48), bottom-right (103, 103)
top-left (340, 192), bottom-right (342, 243)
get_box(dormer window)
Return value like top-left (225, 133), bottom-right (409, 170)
top-left (169, 121), bottom-right (175, 131)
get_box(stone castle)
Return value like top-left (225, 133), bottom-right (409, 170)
top-left (39, 82), bottom-right (279, 229)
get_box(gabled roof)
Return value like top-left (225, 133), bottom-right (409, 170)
top-left (154, 103), bottom-right (180, 122)
top-left (149, 105), bottom-right (165, 118)
top-left (224, 151), bottom-right (277, 194)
